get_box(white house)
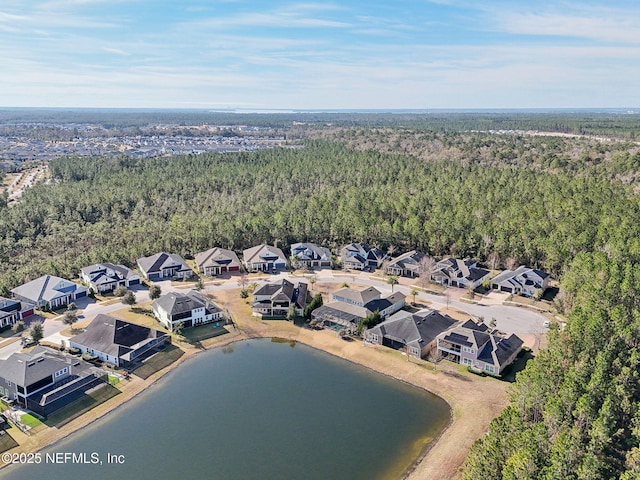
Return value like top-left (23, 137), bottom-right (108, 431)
top-left (152, 290), bottom-right (224, 331)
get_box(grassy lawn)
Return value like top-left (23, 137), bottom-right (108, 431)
top-left (131, 345), bottom-right (184, 380)
top-left (182, 324), bottom-right (230, 342)
top-left (45, 384), bottom-right (121, 428)
top-left (20, 413), bottom-right (43, 428)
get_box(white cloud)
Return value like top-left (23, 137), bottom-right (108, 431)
top-left (498, 11), bottom-right (640, 43)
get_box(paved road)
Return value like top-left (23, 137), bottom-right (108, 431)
top-left (0, 268), bottom-right (549, 359)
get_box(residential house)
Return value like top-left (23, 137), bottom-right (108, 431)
top-left (312, 286), bottom-right (406, 333)
top-left (137, 252), bottom-right (193, 281)
top-left (385, 250), bottom-right (425, 278)
top-left (243, 244), bottom-right (287, 272)
top-left (0, 297), bottom-right (36, 330)
top-left (365, 309), bottom-right (458, 359)
top-left (11, 275), bottom-right (88, 309)
top-left (430, 257), bottom-right (490, 289)
top-left (339, 243), bottom-right (386, 271)
top-left (251, 279), bottom-right (308, 318)
top-left (490, 266), bottom-right (550, 297)
top-left (69, 314), bottom-right (170, 367)
top-left (436, 320), bottom-right (523, 375)
top-left (290, 242), bottom-right (332, 268)
top-left (152, 290), bottom-right (224, 332)
top-left (0, 346), bottom-right (104, 417)
top-left (80, 263), bottom-right (141, 293)
top-left (194, 247), bottom-right (241, 276)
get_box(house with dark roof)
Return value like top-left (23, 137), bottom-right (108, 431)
top-left (490, 266), bottom-right (550, 297)
top-left (365, 309), bottom-right (458, 359)
top-left (243, 244), bottom-right (287, 272)
top-left (339, 243), bottom-right (386, 271)
top-left (251, 279), bottom-right (308, 318)
top-left (137, 252), bottom-right (193, 281)
top-left (195, 247), bottom-right (241, 276)
top-left (0, 346), bottom-right (104, 417)
top-left (385, 250), bottom-right (425, 278)
top-left (436, 320), bottom-right (523, 375)
top-left (152, 290), bottom-right (224, 332)
top-left (430, 257), bottom-right (490, 290)
top-left (0, 297), bottom-right (36, 330)
top-left (80, 263), bottom-right (141, 293)
top-left (290, 243), bottom-right (332, 269)
top-left (312, 286), bottom-right (406, 333)
top-left (69, 314), bottom-right (170, 367)
top-left (11, 275), bottom-right (88, 309)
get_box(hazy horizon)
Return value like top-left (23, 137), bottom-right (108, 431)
top-left (2, 1), bottom-right (639, 110)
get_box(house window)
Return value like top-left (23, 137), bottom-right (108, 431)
top-left (411, 347), bottom-right (420, 356)
top-left (6, 381), bottom-right (11, 387)
top-left (371, 334), bottom-right (379, 342)
top-left (484, 365), bottom-right (495, 374)
top-left (462, 358), bottom-right (473, 366)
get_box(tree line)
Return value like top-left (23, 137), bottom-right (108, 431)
top-left (2, 140), bottom-right (640, 294)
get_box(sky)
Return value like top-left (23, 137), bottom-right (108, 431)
top-left (1, 0), bottom-right (639, 110)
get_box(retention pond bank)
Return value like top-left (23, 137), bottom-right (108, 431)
top-left (0, 338), bottom-right (450, 480)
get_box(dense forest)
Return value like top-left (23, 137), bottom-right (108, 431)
top-left (463, 253), bottom-right (640, 479)
top-left (1, 139), bottom-right (640, 296)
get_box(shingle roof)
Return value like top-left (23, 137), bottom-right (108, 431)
top-left (369, 309), bottom-right (458, 348)
top-left (11, 275), bottom-right (87, 304)
top-left (290, 243), bottom-right (331, 262)
top-left (152, 290), bottom-right (221, 317)
top-left (333, 286), bottom-right (381, 305)
top-left (253, 279), bottom-right (308, 309)
top-left (387, 250), bottom-right (424, 273)
top-left (243, 244), bottom-right (286, 264)
top-left (70, 314), bottom-right (168, 359)
top-left (0, 346), bottom-right (86, 387)
top-left (81, 263), bottom-right (137, 281)
top-left (137, 252), bottom-right (191, 275)
top-left (194, 247), bottom-right (241, 270)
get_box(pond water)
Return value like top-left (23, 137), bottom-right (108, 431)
top-left (0, 339), bottom-right (450, 480)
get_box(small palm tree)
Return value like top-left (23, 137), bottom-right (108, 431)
top-left (387, 275), bottom-right (399, 292)
top-left (410, 288), bottom-right (419, 305)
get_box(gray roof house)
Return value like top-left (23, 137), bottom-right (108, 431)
top-left (431, 257), bottom-right (490, 289)
top-left (365, 309), bottom-right (458, 359)
top-left (243, 244), bottom-right (287, 272)
top-left (490, 266), bottom-right (550, 297)
top-left (0, 346), bottom-right (104, 417)
top-left (0, 297), bottom-right (36, 330)
top-left (137, 252), bottom-right (193, 281)
top-left (80, 263), bottom-right (141, 293)
top-left (69, 314), bottom-right (170, 367)
top-left (312, 286), bottom-right (406, 333)
top-left (194, 247), bottom-right (241, 276)
top-left (11, 275), bottom-right (88, 309)
top-left (385, 250), bottom-right (425, 278)
top-left (252, 279), bottom-right (308, 318)
top-left (339, 243), bottom-right (386, 271)
top-left (437, 320), bottom-right (524, 375)
top-left (152, 290), bottom-right (224, 332)
top-left (290, 242), bottom-right (332, 268)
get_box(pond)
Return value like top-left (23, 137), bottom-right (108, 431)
top-left (0, 338), bottom-right (450, 480)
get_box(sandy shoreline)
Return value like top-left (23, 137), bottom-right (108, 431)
top-left (0, 299), bottom-right (508, 479)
